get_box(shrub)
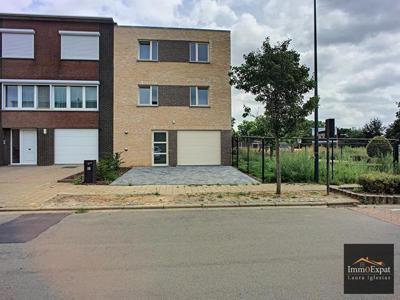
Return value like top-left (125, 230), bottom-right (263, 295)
top-left (96, 152), bottom-right (123, 182)
top-left (358, 173), bottom-right (400, 194)
top-left (366, 136), bottom-right (392, 158)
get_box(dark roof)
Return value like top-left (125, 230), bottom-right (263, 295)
top-left (0, 12), bottom-right (114, 24)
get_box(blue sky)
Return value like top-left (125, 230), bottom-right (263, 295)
top-left (2, 0), bottom-right (400, 128)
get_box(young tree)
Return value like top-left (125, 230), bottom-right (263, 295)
top-left (386, 102), bottom-right (400, 140)
top-left (230, 38), bottom-right (316, 194)
top-left (362, 118), bottom-right (385, 138)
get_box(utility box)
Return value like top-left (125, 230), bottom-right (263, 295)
top-left (84, 160), bottom-right (96, 184)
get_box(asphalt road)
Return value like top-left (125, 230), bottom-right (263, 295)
top-left (0, 207), bottom-right (399, 299)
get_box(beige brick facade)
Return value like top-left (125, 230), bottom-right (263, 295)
top-left (114, 26), bottom-right (231, 166)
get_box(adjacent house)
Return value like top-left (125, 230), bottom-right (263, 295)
top-left (114, 26), bottom-right (231, 166)
top-left (0, 13), bottom-right (232, 167)
top-left (0, 13), bottom-right (114, 165)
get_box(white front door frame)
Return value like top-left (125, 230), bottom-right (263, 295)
top-left (152, 131), bottom-right (168, 166)
top-left (11, 129), bottom-right (37, 165)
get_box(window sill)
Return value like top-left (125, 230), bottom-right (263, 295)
top-left (2, 108), bottom-right (99, 112)
top-left (137, 59), bottom-right (159, 62)
top-left (189, 61), bottom-right (210, 64)
top-left (136, 105), bottom-right (159, 107)
top-left (0, 57), bottom-right (34, 60)
top-left (60, 58), bottom-right (99, 61)
top-left (190, 105), bottom-right (210, 108)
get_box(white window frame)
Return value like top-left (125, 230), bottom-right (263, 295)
top-left (190, 86), bottom-right (209, 107)
top-left (189, 42), bottom-right (209, 63)
top-left (138, 40), bottom-right (158, 61)
top-left (152, 131), bottom-right (168, 166)
top-left (0, 28), bottom-right (35, 59)
top-left (1, 80), bottom-right (99, 111)
top-left (59, 30), bottom-right (100, 61)
top-left (138, 85), bottom-right (158, 106)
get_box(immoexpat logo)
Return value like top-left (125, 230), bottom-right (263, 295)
top-left (344, 244), bottom-right (394, 294)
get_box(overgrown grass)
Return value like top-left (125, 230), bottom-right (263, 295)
top-left (234, 146), bottom-right (397, 185)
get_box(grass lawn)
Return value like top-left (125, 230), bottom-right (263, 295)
top-left (233, 146), bottom-right (396, 185)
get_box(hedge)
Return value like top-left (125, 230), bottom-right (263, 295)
top-left (366, 136), bottom-right (392, 158)
top-left (358, 173), bottom-right (400, 195)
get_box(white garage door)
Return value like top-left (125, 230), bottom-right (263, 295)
top-left (55, 129), bottom-right (98, 164)
top-left (177, 131), bottom-right (221, 165)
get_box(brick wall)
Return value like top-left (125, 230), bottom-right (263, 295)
top-left (114, 26), bottom-right (231, 166)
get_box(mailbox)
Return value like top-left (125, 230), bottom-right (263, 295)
top-left (84, 160), bottom-right (96, 184)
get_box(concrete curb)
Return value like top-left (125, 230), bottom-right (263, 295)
top-left (0, 200), bottom-right (359, 212)
top-left (330, 186), bottom-right (400, 205)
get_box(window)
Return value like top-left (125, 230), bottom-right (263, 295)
top-left (5, 85), bottom-right (18, 108)
top-left (22, 86), bottom-right (34, 108)
top-left (60, 31), bottom-right (99, 60)
top-left (189, 42), bottom-right (209, 62)
top-left (37, 86), bottom-right (50, 108)
top-left (2, 83), bottom-right (98, 110)
top-left (139, 86), bottom-right (158, 106)
top-left (70, 86), bottom-right (83, 108)
top-left (190, 87), bottom-right (209, 106)
top-left (54, 86), bottom-right (67, 108)
top-left (139, 40), bottom-right (158, 61)
top-left (85, 86), bottom-right (97, 109)
top-left (1, 29), bottom-right (34, 59)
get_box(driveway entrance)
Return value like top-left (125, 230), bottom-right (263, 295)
top-left (111, 166), bottom-right (258, 185)
top-left (0, 165), bottom-right (82, 208)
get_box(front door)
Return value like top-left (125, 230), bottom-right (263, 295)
top-left (20, 129), bottom-right (37, 165)
top-left (152, 131), bottom-right (168, 166)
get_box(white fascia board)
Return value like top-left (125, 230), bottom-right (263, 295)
top-left (59, 30), bottom-right (100, 36)
top-left (0, 79), bottom-right (100, 85)
top-left (0, 28), bottom-right (35, 34)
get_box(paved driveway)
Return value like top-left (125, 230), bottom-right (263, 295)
top-left (0, 165), bottom-right (82, 208)
top-left (112, 166), bottom-right (258, 185)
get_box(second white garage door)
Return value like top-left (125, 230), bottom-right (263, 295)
top-left (177, 131), bottom-right (221, 165)
top-left (55, 129), bottom-right (98, 164)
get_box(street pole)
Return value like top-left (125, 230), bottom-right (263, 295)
top-left (313, 0), bottom-right (319, 183)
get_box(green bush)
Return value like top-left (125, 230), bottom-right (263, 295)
top-left (366, 136), bottom-right (392, 158)
top-left (96, 152), bottom-right (123, 182)
top-left (358, 173), bottom-right (400, 194)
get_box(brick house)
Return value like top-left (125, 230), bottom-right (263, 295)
top-left (0, 13), bottom-right (114, 165)
top-left (0, 13), bottom-right (231, 167)
top-left (113, 26), bottom-right (231, 166)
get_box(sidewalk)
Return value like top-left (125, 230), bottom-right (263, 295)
top-left (1, 182), bottom-right (357, 211)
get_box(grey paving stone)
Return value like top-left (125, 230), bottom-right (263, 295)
top-left (111, 166), bottom-right (258, 186)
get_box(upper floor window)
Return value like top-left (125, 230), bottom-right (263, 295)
top-left (138, 85), bottom-right (158, 106)
top-left (190, 87), bottom-right (209, 106)
top-left (0, 28), bottom-right (35, 59)
top-left (60, 31), bottom-right (99, 61)
top-left (139, 40), bottom-right (158, 61)
top-left (190, 42), bottom-right (209, 63)
top-left (2, 83), bottom-right (98, 110)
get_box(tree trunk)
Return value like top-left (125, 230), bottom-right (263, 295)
top-left (275, 137), bottom-right (281, 195)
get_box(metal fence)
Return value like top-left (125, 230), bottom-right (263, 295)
top-left (232, 136), bottom-right (400, 184)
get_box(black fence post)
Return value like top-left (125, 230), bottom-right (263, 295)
top-left (236, 137), bottom-right (239, 168)
top-left (393, 140), bottom-right (399, 174)
top-left (326, 139), bottom-right (330, 194)
top-left (247, 137), bottom-right (250, 174)
top-left (261, 138), bottom-right (265, 183)
top-left (331, 137), bottom-right (334, 180)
